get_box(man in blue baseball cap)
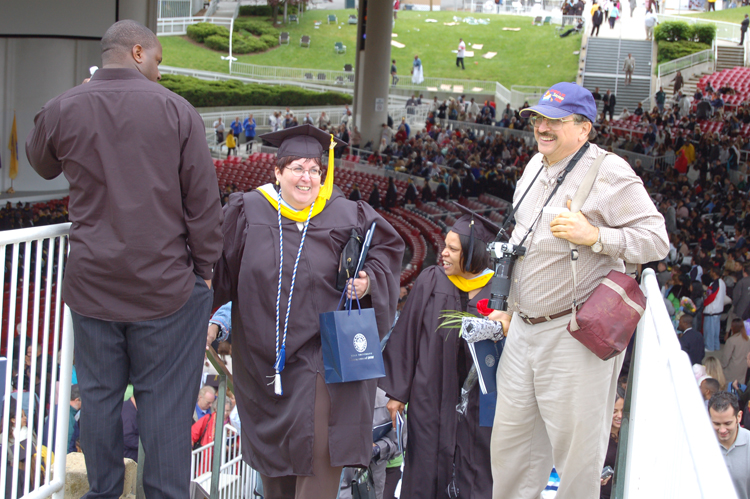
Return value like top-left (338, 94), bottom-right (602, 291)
top-left (488, 82), bottom-right (669, 498)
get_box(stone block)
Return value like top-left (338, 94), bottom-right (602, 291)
top-left (64, 453), bottom-right (139, 499)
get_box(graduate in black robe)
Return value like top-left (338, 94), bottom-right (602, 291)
top-left (213, 125), bottom-right (404, 498)
top-left (380, 204), bottom-right (500, 499)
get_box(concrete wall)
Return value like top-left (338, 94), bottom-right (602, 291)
top-left (0, 0), bottom-right (156, 198)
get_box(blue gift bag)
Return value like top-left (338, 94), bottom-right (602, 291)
top-left (467, 338), bottom-right (504, 394)
top-left (319, 289), bottom-right (385, 384)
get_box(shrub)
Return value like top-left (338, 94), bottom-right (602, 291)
top-left (186, 23), bottom-right (229, 43)
top-left (238, 5), bottom-right (273, 16)
top-left (204, 34), bottom-right (230, 52)
top-left (234, 19), bottom-right (277, 37)
top-left (232, 35), bottom-right (267, 54)
top-left (657, 40), bottom-right (711, 64)
top-left (159, 75), bottom-right (352, 108)
top-left (654, 21), bottom-right (694, 42)
top-left (260, 34), bottom-right (280, 50)
top-left (693, 23), bottom-right (717, 45)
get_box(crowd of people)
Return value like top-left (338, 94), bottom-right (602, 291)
top-left (8, 16), bottom-right (750, 499)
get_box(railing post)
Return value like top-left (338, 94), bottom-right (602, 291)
top-left (210, 375), bottom-right (228, 498)
top-left (51, 307), bottom-right (75, 499)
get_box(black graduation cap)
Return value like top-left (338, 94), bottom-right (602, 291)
top-left (259, 124), bottom-right (348, 159)
top-left (451, 202), bottom-right (500, 272)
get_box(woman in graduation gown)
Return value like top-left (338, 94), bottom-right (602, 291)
top-left (213, 125), bottom-right (404, 499)
top-left (380, 205), bottom-right (499, 499)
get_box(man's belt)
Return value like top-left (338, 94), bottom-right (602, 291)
top-left (703, 312), bottom-right (723, 317)
top-left (518, 308), bottom-right (575, 325)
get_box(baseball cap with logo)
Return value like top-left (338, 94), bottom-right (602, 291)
top-left (519, 82), bottom-right (597, 123)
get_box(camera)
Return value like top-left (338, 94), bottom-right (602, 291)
top-left (487, 241), bottom-right (526, 311)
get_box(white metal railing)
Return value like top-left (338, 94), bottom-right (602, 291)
top-left (656, 14), bottom-right (742, 43)
top-left (0, 223), bottom-right (74, 499)
top-left (657, 48), bottom-right (714, 87)
top-left (156, 15), bottom-right (232, 35)
top-left (621, 269), bottom-right (738, 498)
top-left (158, 0), bottom-right (193, 18)
top-left (190, 423), bottom-right (259, 498)
top-left (230, 61), bottom-right (504, 96)
top-left (205, 0), bottom-right (219, 18)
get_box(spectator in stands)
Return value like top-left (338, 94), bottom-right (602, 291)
top-left (742, 14), bottom-right (749, 46)
top-left (679, 313), bottom-right (706, 365)
top-left (194, 386), bottom-right (216, 423)
top-left (368, 184), bottom-right (382, 209)
top-left (723, 318), bottom-right (750, 386)
top-left (25, 20), bottom-right (222, 499)
top-left (704, 267), bottom-right (728, 352)
top-left (382, 206), bottom-right (500, 498)
top-left (384, 177), bottom-right (399, 209)
top-left (603, 89), bottom-right (616, 121)
top-left (122, 394), bottom-right (138, 462)
top-left (243, 114), bottom-right (256, 153)
top-left (404, 177), bottom-right (418, 205)
top-left (706, 356), bottom-right (729, 392)
top-left (489, 82), bottom-right (669, 498)
top-left (351, 126), bottom-right (362, 150)
top-left (214, 117), bottom-right (225, 144)
top-left (709, 392), bottom-right (750, 498)
top-left (212, 125), bottom-right (404, 498)
top-left (191, 395), bottom-right (233, 475)
top-left (230, 117), bottom-right (242, 139)
top-left (1, 398), bottom-right (44, 496)
top-left (702, 377), bottom-right (721, 403)
top-left (733, 265), bottom-right (750, 321)
top-left (226, 129), bottom-right (236, 157)
top-left (318, 111), bottom-right (330, 129)
top-left (623, 53), bottom-right (635, 86)
top-left (591, 6), bottom-right (603, 36)
top-left (673, 71), bottom-right (684, 95)
top-left (600, 387), bottom-right (625, 499)
top-left (349, 182), bottom-right (362, 202)
top-left (655, 86), bottom-right (666, 113)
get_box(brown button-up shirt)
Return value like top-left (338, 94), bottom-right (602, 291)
top-left (507, 142), bottom-right (669, 318)
top-left (26, 68), bottom-right (223, 322)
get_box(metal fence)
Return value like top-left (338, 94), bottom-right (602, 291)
top-left (618, 269), bottom-right (739, 498)
top-left (657, 48), bottom-right (714, 87)
top-left (158, 0), bottom-right (193, 18)
top-left (157, 16), bottom-right (233, 35)
top-left (0, 223), bottom-right (74, 499)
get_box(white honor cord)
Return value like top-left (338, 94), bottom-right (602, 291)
top-left (271, 192), bottom-right (314, 395)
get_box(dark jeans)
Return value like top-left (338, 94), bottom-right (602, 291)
top-left (456, 56), bottom-right (465, 69)
top-left (72, 275), bottom-right (212, 499)
top-left (591, 24), bottom-right (600, 36)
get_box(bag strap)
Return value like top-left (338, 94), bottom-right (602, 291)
top-left (568, 152), bottom-right (610, 331)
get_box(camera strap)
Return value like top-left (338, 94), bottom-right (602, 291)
top-left (508, 142), bottom-right (591, 248)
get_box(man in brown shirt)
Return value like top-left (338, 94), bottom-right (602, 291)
top-left (488, 83), bottom-right (668, 499)
top-left (25, 20), bottom-right (222, 499)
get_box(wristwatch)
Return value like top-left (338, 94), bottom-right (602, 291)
top-left (591, 229), bottom-right (603, 254)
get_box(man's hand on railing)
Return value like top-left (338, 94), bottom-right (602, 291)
top-left (207, 323), bottom-right (219, 348)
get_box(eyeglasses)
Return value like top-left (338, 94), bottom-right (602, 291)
top-left (529, 115), bottom-right (578, 130)
top-left (288, 166), bottom-right (323, 179)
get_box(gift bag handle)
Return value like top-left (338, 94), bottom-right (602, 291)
top-left (336, 279), bottom-right (363, 315)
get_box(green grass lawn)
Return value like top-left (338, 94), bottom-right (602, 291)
top-left (679, 5), bottom-right (750, 23)
top-left (160, 9), bottom-right (581, 88)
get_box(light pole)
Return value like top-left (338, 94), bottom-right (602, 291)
top-left (221, 18), bottom-right (238, 74)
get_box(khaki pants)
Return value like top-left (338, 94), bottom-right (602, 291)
top-left (491, 313), bottom-right (624, 499)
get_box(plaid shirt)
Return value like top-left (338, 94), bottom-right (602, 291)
top-left (507, 142), bottom-right (669, 318)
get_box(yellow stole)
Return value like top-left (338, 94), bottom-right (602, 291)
top-left (447, 268), bottom-right (494, 292)
top-left (258, 135), bottom-right (336, 222)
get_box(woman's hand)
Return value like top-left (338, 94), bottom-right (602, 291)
top-left (487, 310), bottom-right (511, 337)
top-left (346, 271), bottom-right (370, 299)
top-left (387, 398), bottom-right (405, 429)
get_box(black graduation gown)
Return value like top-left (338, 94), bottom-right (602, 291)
top-left (213, 187), bottom-right (404, 476)
top-left (379, 266), bottom-right (493, 499)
